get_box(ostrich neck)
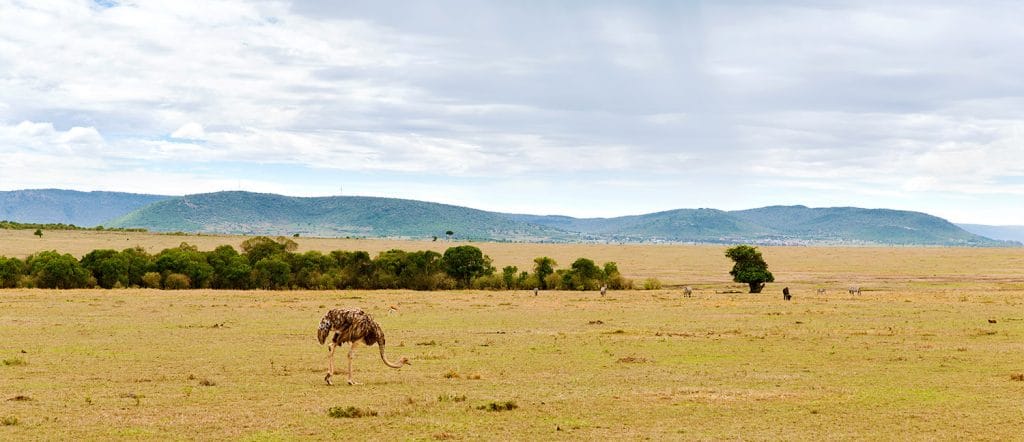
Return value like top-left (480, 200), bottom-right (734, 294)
top-left (378, 343), bottom-right (405, 368)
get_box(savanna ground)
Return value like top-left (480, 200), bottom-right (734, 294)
top-left (2, 230), bottom-right (1024, 440)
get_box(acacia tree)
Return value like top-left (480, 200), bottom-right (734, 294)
top-left (441, 245), bottom-right (492, 288)
top-left (533, 256), bottom-right (556, 289)
top-left (724, 245), bottom-right (774, 293)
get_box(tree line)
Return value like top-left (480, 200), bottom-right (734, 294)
top-left (0, 220), bottom-right (147, 232)
top-left (0, 236), bottom-right (632, 291)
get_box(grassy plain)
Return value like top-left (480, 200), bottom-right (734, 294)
top-left (2, 231), bottom-right (1024, 440)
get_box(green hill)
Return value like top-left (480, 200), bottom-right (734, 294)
top-left (107, 191), bottom-right (575, 241)
top-left (731, 206), bottom-right (1001, 246)
top-left (0, 189), bottom-right (171, 227)
top-left (64, 190), bottom-right (1012, 245)
top-left (511, 205), bottom-right (1009, 246)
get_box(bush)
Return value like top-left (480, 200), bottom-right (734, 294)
top-left (0, 257), bottom-right (24, 289)
top-left (544, 273), bottom-right (563, 290)
top-left (521, 274), bottom-right (541, 290)
top-left (141, 272), bottom-right (162, 289)
top-left (606, 274), bottom-right (633, 290)
top-left (164, 273), bottom-right (191, 290)
top-left (154, 243), bottom-right (213, 288)
top-left (642, 278), bottom-right (662, 290)
top-left (471, 274), bottom-right (504, 290)
top-left (441, 246), bottom-right (493, 289)
top-left (252, 257), bottom-right (291, 290)
top-left (26, 251), bottom-right (93, 289)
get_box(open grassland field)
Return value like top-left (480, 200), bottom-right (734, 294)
top-left (2, 231), bottom-right (1024, 440)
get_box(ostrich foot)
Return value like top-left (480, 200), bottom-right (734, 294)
top-left (347, 379), bottom-right (361, 386)
top-left (324, 374), bottom-right (333, 386)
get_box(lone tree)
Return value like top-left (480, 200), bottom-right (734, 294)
top-left (445, 230), bottom-right (454, 242)
top-left (533, 256), bottom-right (556, 289)
top-left (441, 245), bottom-right (492, 288)
top-left (724, 245), bottom-right (774, 293)
top-left (34, 228), bottom-right (43, 238)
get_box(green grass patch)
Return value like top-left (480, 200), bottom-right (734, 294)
top-left (477, 400), bottom-right (518, 412)
top-left (327, 406), bottom-right (378, 418)
top-left (2, 357), bottom-right (26, 366)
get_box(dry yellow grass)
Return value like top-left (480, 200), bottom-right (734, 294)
top-left (2, 231), bottom-right (1024, 440)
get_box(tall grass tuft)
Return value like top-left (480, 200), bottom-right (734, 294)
top-left (327, 406), bottom-right (378, 418)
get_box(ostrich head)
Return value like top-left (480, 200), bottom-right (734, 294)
top-left (317, 320), bottom-right (331, 345)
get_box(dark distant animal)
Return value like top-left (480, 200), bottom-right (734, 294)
top-left (849, 286), bottom-right (861, 295)
top-left (783, 287), bottom-right (791, 301)
top-left (683, 286), bottom-right (693, 297)
top-left (317, 308), bottom-right (410, 386)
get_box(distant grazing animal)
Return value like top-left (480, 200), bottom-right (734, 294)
top-left (317, 308), bottom-right (410, 386)
top-left (600, 285), bottom-right (607, 296)
top-left (848, 286), bottom-right (861, 295)
top-left (783, 287), bottom-right (791, 301)
top-left (534, 287), bottom-right (539, 296)
top-left (816, 288), bottom-right (826, 295)
top-left (683, 286), bottom-right (693, 297)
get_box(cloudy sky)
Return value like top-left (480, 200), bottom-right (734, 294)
top-left (2, 1), bottom-right (1023, 224)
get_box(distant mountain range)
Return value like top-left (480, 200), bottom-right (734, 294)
top-left (0, 189), bottom-right (170, 226)
top-left (0, 189), bottom-right (1018, 246)
top-left (956, 224), bottom-right (1024, 243)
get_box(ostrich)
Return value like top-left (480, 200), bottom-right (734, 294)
top-left (317, 308), bottom-right (410, 386)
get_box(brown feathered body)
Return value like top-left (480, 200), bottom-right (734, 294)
top-left (318, 308), bottom-right (385, 347)
top-left (317, 308), bottom-right (408, 370)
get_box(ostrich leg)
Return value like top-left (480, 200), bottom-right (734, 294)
top-left (325, 342), bottom-right (337, 385)
top-left (347, 342), bottom-right (361, 385)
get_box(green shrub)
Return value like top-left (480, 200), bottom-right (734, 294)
top-left (0, 257), bottom-right (24, 288)
top-left (477, 400), bottom-right (518, 412)
top-left (141, 272), bottom-right (162, 289)
top-left (3, 357), bottom-right (27, 366)
top-left (26, 251), bottom-right (93, 289)
top-left (471, 274), bottom-right (504, 290)
top-left (164, 273), bottom-right (191, 290)
top-left (327, 406), bottom-right (378, 418)
top-left (642, 278), bottom-right (662, 290)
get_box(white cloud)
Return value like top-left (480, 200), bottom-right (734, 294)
top-left (1, 1), bottom-right (1024, 223)
top-left (171, 122), bottom-right (206, 140)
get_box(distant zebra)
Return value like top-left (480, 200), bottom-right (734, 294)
top-left (848, 286), bottom-right (861, 295)
top-left (600, 285), bottom-right (607, 296)
top-left (683, 286), bottom-right (693, 297)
